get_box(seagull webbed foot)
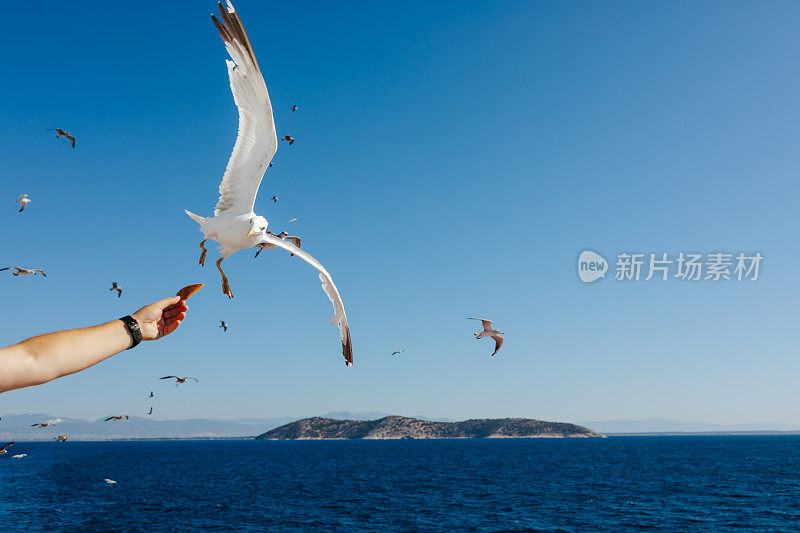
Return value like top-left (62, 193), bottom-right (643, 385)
top-left (222, 277), bottom-right (233, 299)
top-left (199, 239), bottom-right (208, 267)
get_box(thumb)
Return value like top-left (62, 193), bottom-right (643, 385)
top-left (152, 296), bottom-right (181, 311)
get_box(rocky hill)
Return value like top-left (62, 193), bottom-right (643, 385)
top-left (256, 416), bottom-right (603, 440)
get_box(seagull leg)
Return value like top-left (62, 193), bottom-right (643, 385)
top-left (254, 248), bottom-right (262, 258)
top-left (199, 240), bottom-right (208, 267)
top-left (216, 257), bottom-right (233, 298)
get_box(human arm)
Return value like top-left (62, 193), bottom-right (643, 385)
top-left (0, 296), bottom-right (188, 393)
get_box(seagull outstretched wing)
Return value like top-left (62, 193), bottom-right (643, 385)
top-left (258, 233), bottom-right (353, 366)
top-left (211, 1), bottom-right (277, 216)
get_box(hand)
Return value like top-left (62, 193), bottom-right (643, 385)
top-left (131, 296), bottom-right (188, 341)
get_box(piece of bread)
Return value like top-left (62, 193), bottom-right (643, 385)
top-left (176, 283), bottom-right (204, 300)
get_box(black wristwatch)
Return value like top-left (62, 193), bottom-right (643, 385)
top-left (119, 315), bottom-right (143, 350)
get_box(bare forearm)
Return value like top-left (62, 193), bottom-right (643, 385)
top-left (0, 320), bottom-right (132, 392)
top-left (0, 296), bottom-right (187, 394)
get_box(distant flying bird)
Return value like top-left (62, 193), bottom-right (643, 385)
top-left (148, 407), bottom-right (153, 416)
top-left (54, 435), bottom-right (68, 442)
top-left (104, 415), bottom-right (129, 422)
top-left (149, 391), bottom-right (154, 398)
top-left (391, 350), bottom-right (404, 356)
top-left (468, 318), bottom-right (504, 356)
top-left (31, 423), bottom-right (53, 428)
top-left (220, 321), bottom-right (228, 332)
top-left (11, 454), bottom-right (26, 459)
top-left (15, 194), bottom-right (31, 212)
top-left (253, 231), bottom-right (300, 258)
top-left (281, 135), bottom-right (294, 145)
top-left (271, 196), bottom-right (278, 203)
top-left (0, 442), bottom-right (14, 455)
top-left (109, 282), bottom-right (123, 298)
top-left (0, 266), bottom-right (46, 277)
top-left (49, 128), bottom-right (75, 148)
top-left (183, 1), bottom-right (353, 366)
top-left (268, 161), bottom-right (273, 168)
top-left (104, 479), bottom-right (117, 485)
top-left (160, 376), bottom-right (198, 386)
top-left (291, 105), bottom-right (298, 112)
top-left (288, 218), bottom-right (297, 223)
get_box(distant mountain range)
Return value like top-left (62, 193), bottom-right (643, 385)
top-left (580, 418), bottom-right (800, 434)
top-left (0, 411), bottom-right (451, 441)
top-left (4, 413), bottom-right (793, 440)
top-left (258, 416), bottom-right (603, 440)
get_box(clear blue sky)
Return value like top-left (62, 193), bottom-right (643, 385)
top-left (1, 1), bottom-right (798, 424)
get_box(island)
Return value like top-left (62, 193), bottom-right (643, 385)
top-left (255, 416), bottom-right (603, 440)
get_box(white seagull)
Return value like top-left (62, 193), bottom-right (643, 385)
top-left (468, 318), bottom-right (504, 356)
top-left (0, 267), bottom-right (46, 277)
top-left (15, 194), bottom-right (31, 212)
top-left (104, 479), bottom-right (117, 485)
top-left (184, 1), bottom-right (353, 366)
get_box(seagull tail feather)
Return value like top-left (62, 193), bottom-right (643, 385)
top-left (184, 210), bottom-right (206, 225)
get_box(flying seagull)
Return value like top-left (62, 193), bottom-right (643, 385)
top-left (184, 1), bottom-right (353, 366)
top-left (220, 320), bottom-right (228, 332)
top-left (288, 218), bottom-right (297, 223)
top-left (54, 435), bottom-right (69, 442)
top-left (468, 318), bottom-right (504, 356)
top-left (0, 442), bottom-right (14, 455)
top-left (49, 128), bottom-right (76, 148)
top-left (31, 423), bottom-right (53, 428)
top-left (160, 376), bottom-right (198, 386)
top-left (271, 196), bottom-right (278, 203)
top-left (149, 391), bottom-right (154, 398)
top-left (0, 267), bottom-right (46, 277)
top-left (391, 350), bottom-right (404, 356)
top-left (281, 135), bottom-right (294, 145)
top-left (104, 415), bottom-right (129, 422)
top-left (109, 282), bottom-right (123, 298)
top-left (104, 479), bottom-right (117, 485)
top-left (15, 194), bottom-right (31, 212)
top-left (291, 105), bottom-right (298, 111)
top-left (12, 454), bottom-right (26, 459)
top-left (148, 407), bottom-right (153, 416)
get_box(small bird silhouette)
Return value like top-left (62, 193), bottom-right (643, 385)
top-left (104, 479), bottom-right (117, 485)
top-left (54, 435), bottom-right (68, 442)
top-left (15, 194), bottom-right (31, 212)
top-left (109, 282), bottom-right (123, 298)
top-left (104, 415), bottom-right (129, 422)
top-left (149, 391), bottom-right (154, 398)
top-left (272, 196), bottom-right (278, 203)
top-left (391, 350), bottom-right (404, 356)
top-left (281, 135), bottom-right (294, 145)
top-left (49, 128), bottom-right (76, 148)
top-left (148, 407), bottom-right (153, 416)
top-left (0, 442), bottom-right (14, 455)
top-left (291, 105), bottom-right (298, 111)
top-left (220, 321), bottom-right (228, 332)
top-left (160, 376), bottom-right (198, 386)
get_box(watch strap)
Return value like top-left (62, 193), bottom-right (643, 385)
top-left (119, 315), bottom-right (142, 350)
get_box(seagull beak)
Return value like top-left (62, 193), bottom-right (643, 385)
top-left (247, 229), bottom-right (256, 237)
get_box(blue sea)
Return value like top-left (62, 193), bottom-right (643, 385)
top-left (2, 436), bottom-right (800, 531)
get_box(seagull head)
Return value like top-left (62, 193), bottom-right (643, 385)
top-left (246, 215), bottom-right (268, 237)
